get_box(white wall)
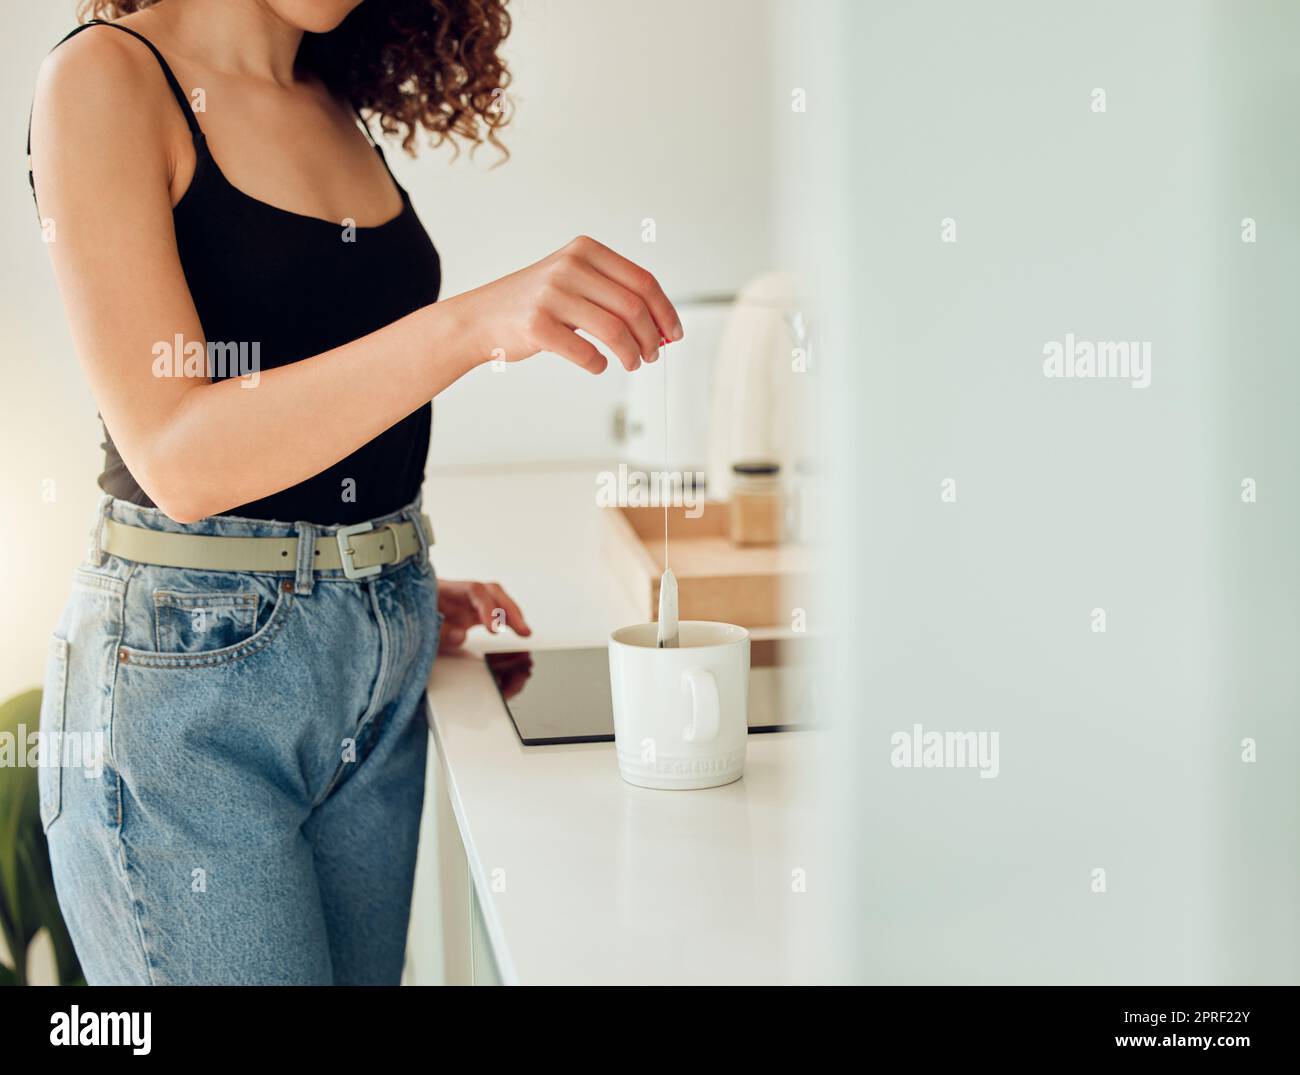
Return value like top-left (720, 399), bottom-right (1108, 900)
top-left (394, 0), bottom-right (776, 467)
top-left (2, 3), bottom-right (102, 704)
top-left (0, 0), bottom-right (778, 700)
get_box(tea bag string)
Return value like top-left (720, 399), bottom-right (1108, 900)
top-left (662, 333), bottom-right (669, 571)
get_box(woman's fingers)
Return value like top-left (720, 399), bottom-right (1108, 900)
top-left (506, 236), bottom-right (681, 375)
top-left (486, 583), bottom-right (531, 636)
top-left (464, 582), bottom-right (519, 633)
top-left (439, 622), bottom-right (468, 651)
top-left (559, 294), bottom-right (643, 372)
top-left (569, 261), bottom-right (663, 365)
top-left (466, 583), bottom-right (499, 630)
top-left (440, 580), bottom-right (530, 641)
top-left (534, 315), bottom-right (609, 375)
top-left (463, 581), bottom-right (531, 636)
top-left (572, 236), bottom-right (682, 344)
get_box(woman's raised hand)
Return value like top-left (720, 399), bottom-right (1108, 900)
top-left (455, 235), bottom-right (684, 374)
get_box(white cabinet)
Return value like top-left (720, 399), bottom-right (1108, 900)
top-left (404, 731), bottom-right (502, 986)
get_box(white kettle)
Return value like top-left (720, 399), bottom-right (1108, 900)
top-left (705, 271), bottom-right (812, 501)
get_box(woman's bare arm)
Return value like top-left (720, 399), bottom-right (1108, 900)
top-left (31, 31), bottom-right (681, 523)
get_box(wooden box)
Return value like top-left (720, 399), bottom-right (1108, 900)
top-left (601, 502), bottom-right (817, 629)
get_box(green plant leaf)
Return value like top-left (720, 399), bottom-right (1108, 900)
top-left (0, 688), bottom-right (82, 986)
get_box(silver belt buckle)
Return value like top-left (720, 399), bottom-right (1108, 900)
top-left (335, 521), bottom-right (382, 580)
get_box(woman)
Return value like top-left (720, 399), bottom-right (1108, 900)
top-left (29, 0), bottom-right (681, 985)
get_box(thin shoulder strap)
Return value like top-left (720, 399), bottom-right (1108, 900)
top-left (351, 103), bottom-right (405, 194)
top-left (27, 20), bottom-right (202, 209)
top-left (351, 103), bottom-right (400, 181)
top-left (352, 105), bottom-right (378, 148)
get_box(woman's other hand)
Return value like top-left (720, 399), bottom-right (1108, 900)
top-left (436, 579), bottom-right (532, 652)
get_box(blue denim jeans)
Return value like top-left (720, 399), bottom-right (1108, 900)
top-left (37, 495), bottom-right (441, 985)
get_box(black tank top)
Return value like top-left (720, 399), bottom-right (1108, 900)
top-left (29, 21), bottom-right (439, 526)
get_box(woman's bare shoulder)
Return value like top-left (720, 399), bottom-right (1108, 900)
top-left (32, 21), bottom-right (178, 157)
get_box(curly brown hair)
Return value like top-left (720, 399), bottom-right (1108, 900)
top-left (76, 0), bottom-right (513, 158)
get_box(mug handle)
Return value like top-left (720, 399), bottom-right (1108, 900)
top-left (680, 667), bottom-right (720, 744)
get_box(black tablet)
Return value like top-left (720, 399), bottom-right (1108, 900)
top-left (485, 638), bottom-right (821, 746)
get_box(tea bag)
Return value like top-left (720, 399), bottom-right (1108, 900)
top-left (657, 567), bottom-right (679, 648)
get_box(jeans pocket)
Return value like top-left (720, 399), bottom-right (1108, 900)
top-left (153, 590), bottom-right (260, 653)
top-left (38, 635), bottom-right (70, 831)
top-left (122, 583), bottom-right (293, 670)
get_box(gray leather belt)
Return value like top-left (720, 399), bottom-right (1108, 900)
top-left (101, 515), bottom-right (433, 580)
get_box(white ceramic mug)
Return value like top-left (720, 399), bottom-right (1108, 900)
top-left (608, 621), bottom-right (750, 790)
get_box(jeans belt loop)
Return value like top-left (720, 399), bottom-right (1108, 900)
top-left (406, 507), bottom-right (432, 575)
top-left (88, 494), bottom-right (113, 567)
top-left (293, 522), bottom-right (318, 595)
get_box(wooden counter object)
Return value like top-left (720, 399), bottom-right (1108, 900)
top-left (601, 502), bottom-right (818, 629)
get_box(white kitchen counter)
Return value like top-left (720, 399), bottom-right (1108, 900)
top-left (412, 465), bottom-right (836, 985)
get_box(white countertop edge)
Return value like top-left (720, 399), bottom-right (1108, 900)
top-left (427, 686), bottom-right (522, 987)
